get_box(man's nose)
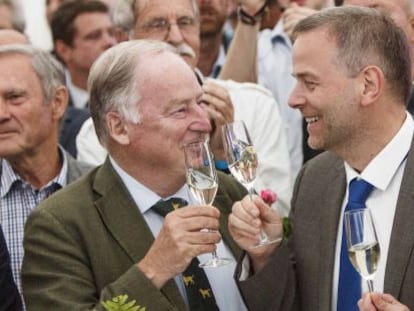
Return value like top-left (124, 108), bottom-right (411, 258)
top-left (288, 83), bottom-right (306, 109)
top-left (102, 30), bottom-right (117, 49)
top-left (166, 23), bottom-right (185, 45)
top-left (192, 104), bottom-right (212, 132)
top-left (0, 100), bottom-right (11, 121)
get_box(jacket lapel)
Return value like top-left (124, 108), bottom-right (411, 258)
top-left (317, 157), bottom-right (346, 311)
top-left (92, 160), bottom-right (185, 309)
top-left (384, 139), bottom-right (414, 297)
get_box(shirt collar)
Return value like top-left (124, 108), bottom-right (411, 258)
top-left (345, 112), bottom-right (414, 191)
top-left (65, 70), bottom-right (89, 109)
top-left (268, 19), bottom-right (292, 47)
top-left (109, 156), bottom-right (191, 214)
top-left (0, 146), bottom-right (68, 197)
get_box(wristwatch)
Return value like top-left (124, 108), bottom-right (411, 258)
top-left (238, 1), bottom-right (269, 25)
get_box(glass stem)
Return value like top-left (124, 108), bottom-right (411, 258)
top-left (367, 279), bottom-right (374, 293)
top-left (248, 186), bottom-right (254, 200)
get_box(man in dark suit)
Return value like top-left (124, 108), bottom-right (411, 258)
top-left (228, 6), bottom-right (413, 310)
top-left (22, 40), bottom-right (252, 310)
top-left (51, 0), bottom-right (116, 156)
top-left (0, 226), bottom-right (21, 311)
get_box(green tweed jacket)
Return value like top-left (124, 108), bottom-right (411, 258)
top-left (22, 158), bottom-right (246, 311)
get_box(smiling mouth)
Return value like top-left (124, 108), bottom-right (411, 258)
top-left (305, 116), bottom-right (319, 124)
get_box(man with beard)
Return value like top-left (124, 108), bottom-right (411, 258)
top-left (197, 0), bottom-right (233, 77)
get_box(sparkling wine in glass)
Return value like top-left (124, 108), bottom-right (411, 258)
top-left (345, 208), bottom-right (381, 292)
top-left (184, 141), bottom-right (233, 268)
top-left (222, 120), bottom-right (279, 248)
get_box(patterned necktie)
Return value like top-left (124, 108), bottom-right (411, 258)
top-left (337, 178), bottom-right (374, 311)
top-left (151, 198), bottom-right (219, 311)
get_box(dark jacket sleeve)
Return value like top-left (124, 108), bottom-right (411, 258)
top-left (0, 227), bottom-right (22, 311)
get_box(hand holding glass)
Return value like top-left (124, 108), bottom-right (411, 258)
top-left (345, 208), bottom-right (381, 292)
top-left (184, 141), bottom-right (232, 268)
top-left (222, 120), bottom-right (280, 248)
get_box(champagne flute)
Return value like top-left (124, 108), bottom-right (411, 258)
top-left (345, 208), bottom-right (381, 292)
top-left (222, 120), bottom-right (279, 248)
top-left (184, 141), bottom-right (233, 268)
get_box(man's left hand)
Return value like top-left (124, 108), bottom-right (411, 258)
top-left (358, 292), bottom-right (410, 311)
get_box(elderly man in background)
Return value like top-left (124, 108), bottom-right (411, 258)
top-left (77, 0), bottom-right (293, 216)
top-left (0, 45), bottom-right (92, 298)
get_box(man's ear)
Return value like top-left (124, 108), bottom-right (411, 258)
top-left (54, 39), bottom-right (72, 64)
top-left (51, 85), bottom-right (68, 120)
top-left (359, 65), bottom-right (384, 107)
top-left (106, 111), bottom-right (130, 145)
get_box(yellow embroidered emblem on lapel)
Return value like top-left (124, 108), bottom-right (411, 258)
top-left (199, 288), bottom-right (212, 299)
top-left (183, 275), bottom-right (195, 286)
top-left (171, 202), bottom-right (180, 210)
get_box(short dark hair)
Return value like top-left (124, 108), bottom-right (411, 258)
top-left (51, 0), bottom-right (110, 47)
top-left (292, 6), bottom-right (412, 105)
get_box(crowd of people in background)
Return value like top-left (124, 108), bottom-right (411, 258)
top-left (0, 0), bottom-right (413, 310)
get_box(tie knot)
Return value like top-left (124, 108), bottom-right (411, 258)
top-left (348, 178), bottom-right (374, 206)
top-left (151, 197), bottom-right (188, 217)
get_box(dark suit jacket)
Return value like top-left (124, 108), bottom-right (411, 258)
top-left (59, 106), bottom-right (90, 158)
top-left (22, 159), bottom-right (246, 311)
top-left (238, 138), bottom-right (414, 311)
top-left (0, 226), bottom-right (22, 311)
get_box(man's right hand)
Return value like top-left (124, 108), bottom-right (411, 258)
top-left (228, 195), bottom-right (283, 272)
top-left (137, 206), bottom-right (221, 288)
top-left (283, 3), bottom-right (317, 40)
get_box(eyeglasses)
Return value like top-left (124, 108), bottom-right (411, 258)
top-left (137, 16), bottom-right (199, 39)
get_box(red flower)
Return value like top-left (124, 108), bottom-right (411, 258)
top-left (260, 189), bottom-right (277, 205)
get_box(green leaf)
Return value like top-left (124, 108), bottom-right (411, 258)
top-left (100, 294), bottom-right (145, 311)
top-left (282, 217), bottom-right (291, 239)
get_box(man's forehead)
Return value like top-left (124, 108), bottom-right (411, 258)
top-left (135, 0), bottom-right (195, 15)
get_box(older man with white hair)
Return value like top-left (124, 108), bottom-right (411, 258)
top-left (77, 0), bottom-right (294, 216)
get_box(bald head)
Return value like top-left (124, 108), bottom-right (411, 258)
top-left (0, 29), bottom-right (28, 45)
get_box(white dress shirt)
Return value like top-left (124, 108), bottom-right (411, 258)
top-left (332, 112), bottom-right (414, 309)
top-left (110, 157), bottom-right (247, 311)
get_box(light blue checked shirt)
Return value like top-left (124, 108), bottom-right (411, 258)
top-left (0, 151), bottom-right (68, 294)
